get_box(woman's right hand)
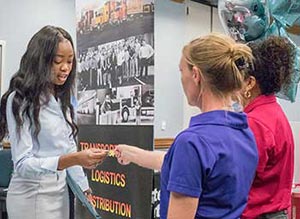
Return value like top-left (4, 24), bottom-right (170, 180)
top-left (77, 148), bottom-right (108, 169)
top-left (114, 144), bottom-right (138, 165)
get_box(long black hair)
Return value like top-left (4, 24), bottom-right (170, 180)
top-left (0, 25), bottom-right (78, 141)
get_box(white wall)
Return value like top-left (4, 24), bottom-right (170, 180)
top-left (281, 34), bottom-right (300, 182)
top-left (154, 1), bottom-right (220, 135)
top-left (0, 0), bottom-right (76, 93)
top-left (154, 0), bottom-right (185, 138)
top-left (182, 2), bottom-right (210, 129)
top-left (182, 6), bottom-right (226, 129)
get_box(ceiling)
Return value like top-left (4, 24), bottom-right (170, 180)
top-left (191, 0), bottom-right (218, 8)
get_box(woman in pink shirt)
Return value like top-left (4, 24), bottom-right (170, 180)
top-left (241, 36), bottom-right (295, 219)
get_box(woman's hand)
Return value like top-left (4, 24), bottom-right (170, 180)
top-left (58, 148), bottom-right (108, 170)
top-left (114, 144), bottom-right (138, 165)
top-left (77, 148), bottom-right (108, 169)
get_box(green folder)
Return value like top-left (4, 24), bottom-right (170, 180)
top-left (66, 172), bottom-right (101, 219)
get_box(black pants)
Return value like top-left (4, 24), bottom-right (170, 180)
top-left (139, 58), bottom-right (149, 77)
top-left (258, 210), bottom-right (288, 219)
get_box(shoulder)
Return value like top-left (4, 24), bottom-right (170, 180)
top-left (170, 130), bottom-right (217, 167)
top-left (247, 98), bottom-right (284, 125)
top-left (175, 124), bottom-right (216, 143)
top-left (247, 115), bottom-right (272, 134)
top-left (175, 130), bottom-right (200, 144)
top-left (246, 101), bottom-right (286, 136)
top-left (173, 130), bottom-right (211, 153)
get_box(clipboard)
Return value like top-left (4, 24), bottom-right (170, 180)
top-left (66, 172), bottom-right (101, 219)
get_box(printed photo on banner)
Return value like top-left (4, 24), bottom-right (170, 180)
top-left (77, 84), bottom-right (154, 125)
top-left (77, 32), bottom-right (154, 92)
top-left (76, 0), bottom-right (155, 126)
top-left (76, 0), bottom-right (154, 50)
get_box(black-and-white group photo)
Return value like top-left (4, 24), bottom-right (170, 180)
top-left (77, 33), bottom-right (154, 91)
top-left (76, 0), bottom-right (155, 126)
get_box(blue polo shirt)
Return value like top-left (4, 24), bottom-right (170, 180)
top-left (160, 110), bottom-right (258, 219)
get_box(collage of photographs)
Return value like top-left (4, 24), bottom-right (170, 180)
top-left (76, 0), bottom-right (155, 126)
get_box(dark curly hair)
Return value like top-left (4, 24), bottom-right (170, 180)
top-left (247, 36), bottom-right (295, 95)
top-left (0, 25), bottom-right (78, 141)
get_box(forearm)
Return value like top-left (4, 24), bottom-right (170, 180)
top-left (58, 152), bottom-right (79, 170)
top-left (168, 192), bottom-right (198, 219)
top-left (130, 148), bottom-right (166, 171)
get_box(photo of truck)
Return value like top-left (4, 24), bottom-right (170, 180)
top-left (77, 0), bottom-right (154, 34)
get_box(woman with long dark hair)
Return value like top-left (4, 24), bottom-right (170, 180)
top-left (0, 25), bottom-right (107, 218)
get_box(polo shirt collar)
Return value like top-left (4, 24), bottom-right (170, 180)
top-left (244, 94), bottom-right (276, 113)
top-left (189, 110), bottom-right (248, 129)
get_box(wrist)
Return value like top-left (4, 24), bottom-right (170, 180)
top-left (58, 152), bottom-right (78, 170)
top-left (130, 146), bottom-right (143, 164)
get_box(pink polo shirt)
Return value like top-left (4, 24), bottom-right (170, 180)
top-left (242, 95), bottom-right (294, 219)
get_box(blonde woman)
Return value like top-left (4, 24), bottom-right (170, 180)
top-left (115, 33), bottom-right (258, 219)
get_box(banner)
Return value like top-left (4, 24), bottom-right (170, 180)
top-left (151, 171), bottom-right (161, 219)
top-left (76, 126), bottom-right (153, 219)
top-left (75, 0), bottom-right (155, 218)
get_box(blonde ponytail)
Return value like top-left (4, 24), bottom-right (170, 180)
top-left (182, 33), bottom-right (253, 97)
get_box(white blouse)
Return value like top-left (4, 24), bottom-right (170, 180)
top-left (6, 91), bottom-right (89, 191)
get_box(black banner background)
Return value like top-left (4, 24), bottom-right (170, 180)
top-left (77, 125), bottom-right (153, 219)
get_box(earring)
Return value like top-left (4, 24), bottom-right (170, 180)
top-left (244, 90), bottom-right (251, 99)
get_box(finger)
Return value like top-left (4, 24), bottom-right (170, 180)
top-left (117, 157), bottom-right (123, 164)
top-left (92, 159), bottom-right (104, 165)
top-left (91, 152), bottom-right (108, 159)
top-left (118, 158), bottom-right (128, 165)
top-left (88, 149), bottom-right (108, 156)
top-left (101, 150), bottom-right (109, 155)
top-left (93, 149), bottom-right (109, 154)
top-left (98, 150), bottom-right (109, 156)
top-left (114, 149), bottom-right (121, 158)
